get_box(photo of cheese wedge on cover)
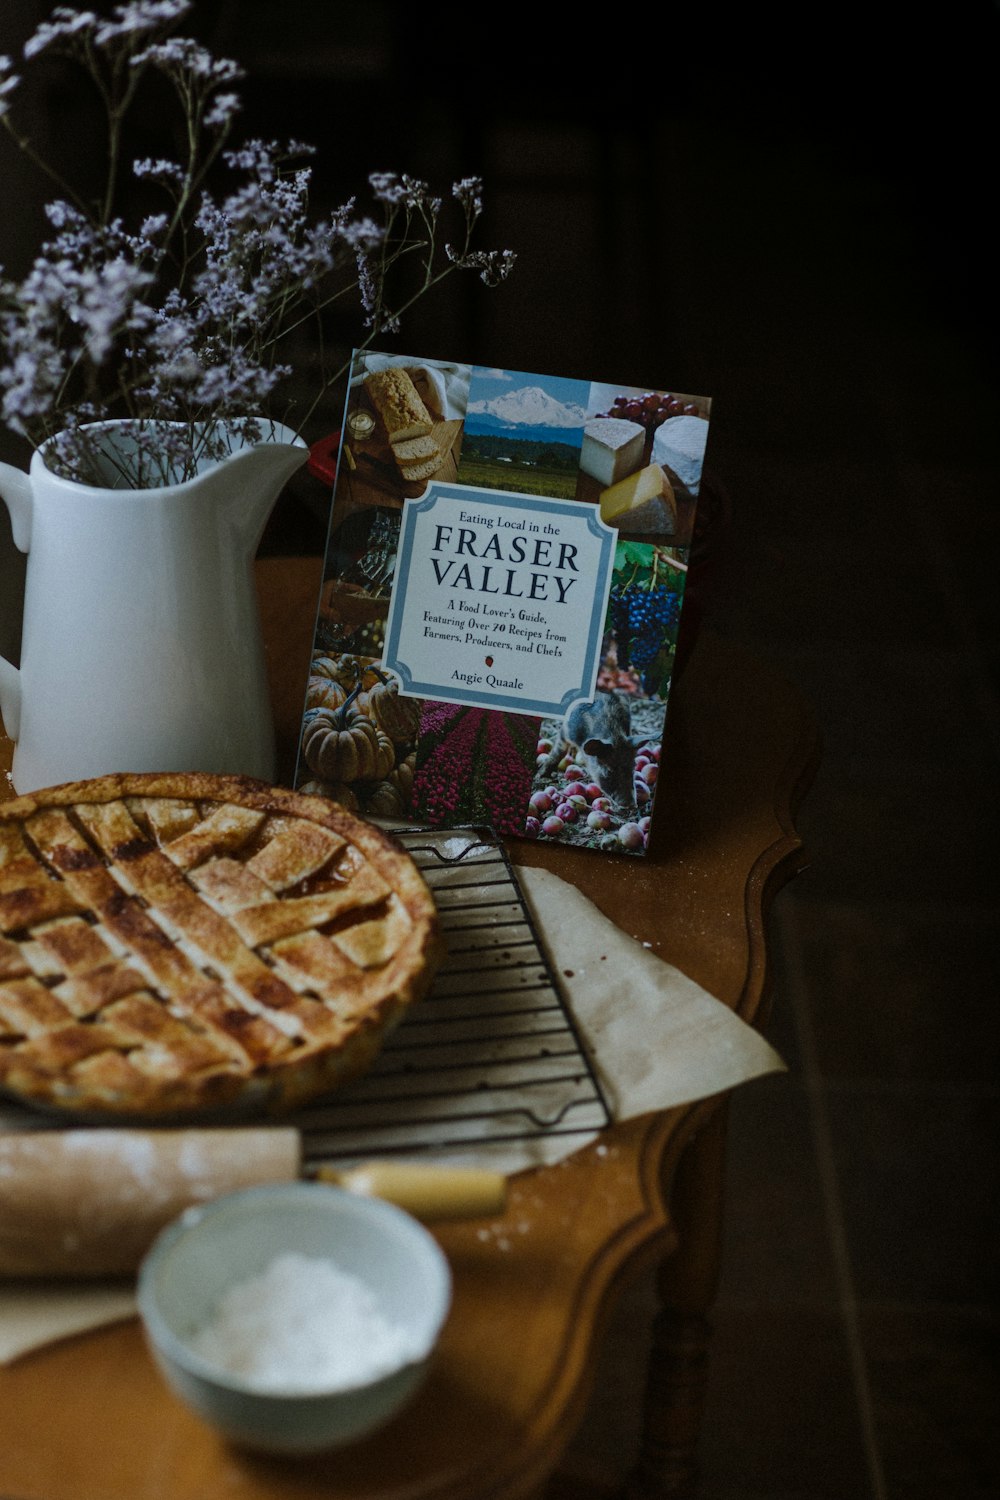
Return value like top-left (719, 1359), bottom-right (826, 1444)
top-left (578, 414), bottom-right (675, 536)
top-left (577, 384), bottom-right (711, 545)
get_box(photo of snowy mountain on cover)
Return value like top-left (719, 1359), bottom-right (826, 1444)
top-left (455, 368), bottom-right (588, 498)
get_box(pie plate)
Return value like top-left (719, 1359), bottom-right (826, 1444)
top-left (0, 772), bottom-right (445, 1120)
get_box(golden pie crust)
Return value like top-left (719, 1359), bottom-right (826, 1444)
top-left (0, 772), bottom-right (445, 1119)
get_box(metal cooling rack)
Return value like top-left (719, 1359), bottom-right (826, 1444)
top-left (294, 825), bottom-right (613, 1167)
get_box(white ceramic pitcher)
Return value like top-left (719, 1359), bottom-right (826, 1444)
top-left (0, 421), bottom-right (308, 794)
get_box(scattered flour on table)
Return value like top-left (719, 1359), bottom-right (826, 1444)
top-left (188, 1252), bottom-right (422, 1392)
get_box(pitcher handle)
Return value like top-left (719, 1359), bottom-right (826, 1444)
top-left (0, 460), bottom-right (31, 741)
top-left (0, 462), bottom-right (32, 552)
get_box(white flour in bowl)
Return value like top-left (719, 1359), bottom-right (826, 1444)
top-left (188, 1251), bottom-right (422, 1392)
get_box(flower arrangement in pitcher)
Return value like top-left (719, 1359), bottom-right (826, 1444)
top-left (0, 1), bottom-right (515, 489)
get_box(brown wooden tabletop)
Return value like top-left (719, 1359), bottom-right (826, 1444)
top-left (0, 556), bottom-right (818, 1500)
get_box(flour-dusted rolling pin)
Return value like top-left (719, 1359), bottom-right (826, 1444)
top-left (0, 1129), bottom-right (506, 1278)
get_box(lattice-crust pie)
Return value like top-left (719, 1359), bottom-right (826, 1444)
top-left (0, 773), bottom-right (445, 1118)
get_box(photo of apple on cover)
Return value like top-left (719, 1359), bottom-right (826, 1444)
top-left (523, 539), bottom-right (684, 856)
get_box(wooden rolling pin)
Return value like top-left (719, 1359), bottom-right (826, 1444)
top-left (0, 1129), bottom-right (506, 1279)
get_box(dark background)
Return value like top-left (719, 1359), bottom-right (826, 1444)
top-left (2, 4), bottom-right (998, 1496)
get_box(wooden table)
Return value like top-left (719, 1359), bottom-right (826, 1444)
top-left (0, 557), bottom-right (818, 1500)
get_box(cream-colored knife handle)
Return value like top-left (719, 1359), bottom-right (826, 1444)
top-left (320, 1161), bottom-right (506, 1220)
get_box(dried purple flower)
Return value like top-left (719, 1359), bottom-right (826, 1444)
top-left (444, 244), bottom-right (517, 286)
top-left (95, 2), bottom-right (192, 46)
top-left (130, 36), bottom-right (244, 86)
top-left (132, 157), bottom-right (186, 184)
top-left (0, 56), bottom-right (20, 116)
top-left (23, 9), bottom-right (99, 60)
top-left (369, 172), bottom-right (408, 206)
top-left (452, 177), bottom-right (485, 216)
top-left (204, 91), bottom-right (240, 129)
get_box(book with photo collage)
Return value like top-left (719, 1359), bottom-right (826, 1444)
top-left (294, 350), bottom-right (712, 856)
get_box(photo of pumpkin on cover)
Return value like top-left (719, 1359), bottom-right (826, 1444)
top-left (297, 653), bottom-right (421, 820)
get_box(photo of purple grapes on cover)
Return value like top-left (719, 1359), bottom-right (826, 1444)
top-left (523, 541), bottom-right (685, 855)
top-left (411, 703), bottom-right (538, 835)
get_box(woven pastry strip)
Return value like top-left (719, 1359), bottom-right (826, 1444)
top-left (0, 774), bottom-right (444, 1117)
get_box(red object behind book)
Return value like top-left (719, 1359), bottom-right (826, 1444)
top-left (308, 431), bottom-right (341, 488)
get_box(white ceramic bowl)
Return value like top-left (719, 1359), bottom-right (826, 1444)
top-left (136, 1181), bottom-right (451, 1454)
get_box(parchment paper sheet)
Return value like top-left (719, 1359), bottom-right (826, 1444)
top-left (520, 867), bottom-right (784, 1120)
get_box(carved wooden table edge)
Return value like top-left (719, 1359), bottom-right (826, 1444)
top-left (737, 678), bottom-right (820, 1039)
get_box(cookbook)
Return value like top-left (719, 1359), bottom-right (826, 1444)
top-left (293, 350), bottom-right (712, 856)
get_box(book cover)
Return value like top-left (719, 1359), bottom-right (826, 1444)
top-left (294, 350), bottom-right (712, 856)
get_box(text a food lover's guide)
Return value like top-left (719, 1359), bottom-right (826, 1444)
top-left (295, 351), bottom-right (712, 856)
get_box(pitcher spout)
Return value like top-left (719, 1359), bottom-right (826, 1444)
top-left (208, 421), bottom-right (309, 552)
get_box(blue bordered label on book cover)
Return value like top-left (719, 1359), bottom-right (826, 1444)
top-left (382, 482), bottom-right (615, 717)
